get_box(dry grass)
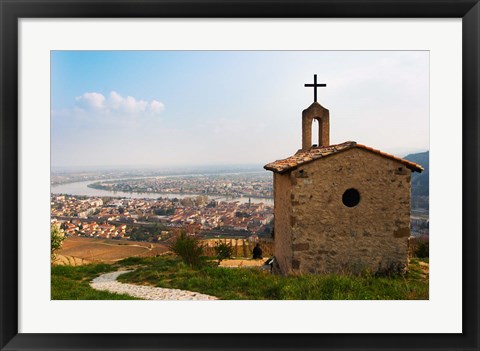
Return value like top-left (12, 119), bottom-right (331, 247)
top-left (53, 254), bottom-right (91, 266)
top-left (58, 237), bottom-right (169, 264)
top-left (218, 259), bottom-right (266, 268)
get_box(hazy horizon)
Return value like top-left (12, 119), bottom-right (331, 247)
top-left (51, 51), bottom-right (429, 169)
top-left (51, 148), bottom-right (430, 174)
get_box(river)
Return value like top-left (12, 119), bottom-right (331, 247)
top-left (51, 177), bottom-right (274, 205)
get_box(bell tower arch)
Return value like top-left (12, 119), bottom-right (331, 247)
top-left (302, 102), bottom-right (330, 150)
top-left (302, 75), bottom-right (329, 150)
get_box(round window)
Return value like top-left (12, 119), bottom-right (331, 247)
top-left (342, 188), bottom-right (360, 207)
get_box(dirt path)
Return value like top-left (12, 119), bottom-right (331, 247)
top-left (90, 271), bottom-right (218, 300)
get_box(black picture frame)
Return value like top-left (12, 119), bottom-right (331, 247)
top-left (1, 1), bottom-right (478, 350)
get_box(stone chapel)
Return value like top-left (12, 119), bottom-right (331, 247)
top-left (264, 75), bottom-right (423, 275)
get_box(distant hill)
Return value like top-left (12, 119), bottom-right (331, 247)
top-left (404, 151), bottom-right (429, 197)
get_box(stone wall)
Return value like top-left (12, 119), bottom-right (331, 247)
top-left (273, 173), bottom-right (293, 274)
top-left (276, 147), bottom-right (411, 275)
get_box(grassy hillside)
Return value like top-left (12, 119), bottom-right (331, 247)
top-left (52, 255), bottom-right (429, 300)
top-left (51, 263), bottom-right (135, 300)
top-left (119, 256), bottom-right (428, 300)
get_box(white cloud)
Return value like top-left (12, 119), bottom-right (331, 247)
top-left (108, 91), bottom-right (123, 109)
top-left (75, 92), bottom-right (106, 111)
top-left (71, 91), bottom-right (164, 117)
top-left (149, 100), bottom-right (165, 114)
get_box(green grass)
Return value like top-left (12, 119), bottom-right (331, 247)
top-left (117, 255), bottom-right (429, 300)
top-left (52, 255), bottom-right (429, 300)
top-left (51, 263), bottom-right (136, 300)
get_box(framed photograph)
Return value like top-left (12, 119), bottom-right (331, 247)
top-left (1, 0), bottom-right (478, 350)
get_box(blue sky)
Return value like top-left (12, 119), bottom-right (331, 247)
top-left (51, 51), bottom-right (429, 169)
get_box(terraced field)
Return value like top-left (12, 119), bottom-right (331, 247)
top-left (56, 237), bottom-right (169, 264)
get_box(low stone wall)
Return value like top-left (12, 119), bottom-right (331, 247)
top-left (202, 238), bottom-right (274, 258)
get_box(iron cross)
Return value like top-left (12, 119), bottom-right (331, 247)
top-left (304, 74), bottom-right (326, 102)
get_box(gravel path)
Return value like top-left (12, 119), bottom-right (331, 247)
top-left (90, 271), bottom-right (218, 300)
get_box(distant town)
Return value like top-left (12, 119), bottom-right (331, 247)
top-left (51, 194), bottom-right (274, 243)
top-left (51, 168), bottom-right (428, 242)
top-left (88, 173), bottom-right (272, 199)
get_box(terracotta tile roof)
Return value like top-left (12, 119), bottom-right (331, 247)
top-left (264, 141), bottom-right (423, 174)
top-left (354, 143), bottom-right (424, 173)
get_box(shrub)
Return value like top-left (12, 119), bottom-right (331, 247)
top-left (51, 225), bottom-right (65, 262)
top-left (415, 236), bottom-right (429, 258)
top-left (214, 241), bottom-right (233, 262)
top-left (169, 232), bottom-right (204, 267)
top-left (374, 262), bottom-right (406, 277)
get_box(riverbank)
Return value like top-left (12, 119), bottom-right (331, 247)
top-left (52, 178), bottom-right (273, 204)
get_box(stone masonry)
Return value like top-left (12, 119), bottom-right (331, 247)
top-left (272, 147), bottom-right (413, 275)
top-left (302, 102), bottom-right (329, 149)
top-left (264, 94), bottom-right (423, 275)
